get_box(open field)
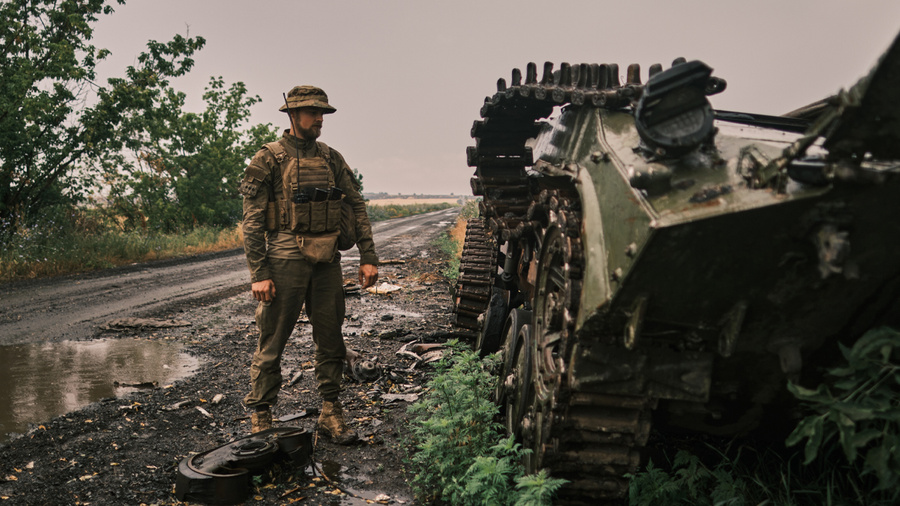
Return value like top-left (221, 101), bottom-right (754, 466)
top-left (367, 197), bottom-right (466, 206)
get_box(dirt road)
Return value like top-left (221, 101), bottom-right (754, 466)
top-left (0, 207), bottom-right (466, 505)
top-left (0, 207), bottom-right (460, 346)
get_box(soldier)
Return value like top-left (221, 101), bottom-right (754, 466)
top-left (238, 85), bottom-right (378, 444)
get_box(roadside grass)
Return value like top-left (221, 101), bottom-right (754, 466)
top-left (432, 199), bottom-right (479, 280)
top-left (0, 222), bottom-right (243, 283)
top-left (367, 202), bottom-right (457, 222)
top-left (1, 203), bottom-right (459, 284)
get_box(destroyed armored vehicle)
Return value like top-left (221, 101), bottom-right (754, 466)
top-left (453, 31), bottom-right (900, 503)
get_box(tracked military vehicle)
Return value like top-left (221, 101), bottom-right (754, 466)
top-left (453, 32), bottom-right (900, 503)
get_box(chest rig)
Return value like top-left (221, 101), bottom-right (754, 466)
top-left (263, 141), bottom-right (344, 235)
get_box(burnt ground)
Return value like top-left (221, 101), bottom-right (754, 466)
top-left (0, 211), bottom-right (470, 505)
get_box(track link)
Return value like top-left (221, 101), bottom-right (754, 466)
top-left (453, 218), bottom-right (498, 331)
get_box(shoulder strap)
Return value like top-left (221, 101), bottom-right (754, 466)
top-left (263, 141), bottom-right (287, 163)
top-left (261, 141), bottom-right (287, 202)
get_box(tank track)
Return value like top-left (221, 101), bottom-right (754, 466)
top-left (467, 62), bottom-right (654, 504)
top-left (453, 218), bottom-right (498, 331)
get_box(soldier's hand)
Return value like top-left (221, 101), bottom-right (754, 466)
top-left (359, 264), bottom-right (378, 289)
top-left (252, 279), bottom-right (276, 302)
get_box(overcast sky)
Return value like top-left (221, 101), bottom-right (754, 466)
top-left (91, 0), bottom-right (900, 195)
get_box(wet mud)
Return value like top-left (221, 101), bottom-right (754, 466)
top-left (0, 208), bottom-right (468, 505)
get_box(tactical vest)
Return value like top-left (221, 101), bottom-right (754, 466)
top-left (263, 141), bottom-right (343, 235)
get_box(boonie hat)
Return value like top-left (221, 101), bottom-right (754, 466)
top-left (279, 85), bottom-right (337, 113)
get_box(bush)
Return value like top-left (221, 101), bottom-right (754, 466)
top-left (628, 327), bottom-right (900, 506)
top-left (628, 449), bottom-right (755, 506)
top-left (407, 342), bottom-right (566, 505)
top-left (787, 327), bottom-right (900, 496)
top-left (0, 205), bottom-right (241, 283)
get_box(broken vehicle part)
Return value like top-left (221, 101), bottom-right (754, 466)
top-left (174, 427), bottom-right (312, 505)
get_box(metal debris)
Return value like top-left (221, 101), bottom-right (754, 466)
top-left (278, 410), bottom-right (314, 422)
top-left (345, 348), bottom-right (382, 382)
top-left (162, 400), bottom-right (193, 411)
top-left (382, 393), bottom-right (419, 403)
top-left (288, 370), bottom-right (304, 386)
top-left (396, 341), bottom-right (447, 366)
top-left (366, 282), bottom-right (402, 295)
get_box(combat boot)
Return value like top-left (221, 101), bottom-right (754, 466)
top-left (251, 408), bottom-right (273, 433)
top-left (318, 400), bottom-right (357, 445)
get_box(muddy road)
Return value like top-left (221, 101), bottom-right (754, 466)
top-left (0, 207), bottom-right (467, 505)
top-left (0, 207), bottom-right (460, 346)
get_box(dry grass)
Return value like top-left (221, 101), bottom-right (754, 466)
top-left (448, 215), bottom-right (468, 260)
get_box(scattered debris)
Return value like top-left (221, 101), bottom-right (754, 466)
top-left (381, 394), bottom-right (419, 403)
top-left (379, 259), bottom-right (406, 265)
top-left (409, 343), bottom-right (445, 355)
top-left (288, 370), bottom-right (304, 386)
top-left (345, 348), bottom-right (382, 382)
top-left (278, 410), bottom-right (315, 422)
top-left (101, 318), bottom-right (191, 331)
top-left (421, 350), bottom-right (444, 364)
top-left (396, 341), bottom-right (447, 366)
top-left (343, 282), bottom-right (361, 296)
top-left (366, 282), bottom-right (402, 295)
top-left (162, 400), bottom-right (193, 411)
top-left (0, 215), bottom-right (456, 504)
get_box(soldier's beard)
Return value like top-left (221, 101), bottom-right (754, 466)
top-left (297, 125), bottom-right (321, 140)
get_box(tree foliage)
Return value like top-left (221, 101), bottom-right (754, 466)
top-left (0, 0), bottom-right (205, 239)
top-left (101, 77), bottom-right (277, 232)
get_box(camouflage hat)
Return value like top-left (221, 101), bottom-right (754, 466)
top-left (279, 85), bottom-right (337, 113)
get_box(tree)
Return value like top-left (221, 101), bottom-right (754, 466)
top-left (352, 168), bottom-right (364, 193)
top-left (0, 0), bottom-right (204, 239)
top-left (102, 77), bottom-right (278, 231)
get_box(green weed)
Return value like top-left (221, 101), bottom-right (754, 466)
top-left (432, 231), bottom-right (461, 280)
top-left (367, 202), bottom-right (456, 222)
top-left (407, 342), bottom-right (565, 505)
top-left (0, 206), bottom-right (241, 283)
top-left (787, 326), bottom-right (900, 497)
top-left (629, 326), bottom-right (900, 506)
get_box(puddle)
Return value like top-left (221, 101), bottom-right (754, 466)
top-left (0, 338), bottom-right (199, 442)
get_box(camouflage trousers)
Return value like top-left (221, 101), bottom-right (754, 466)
top-left (243, 257), bottom-right (346, 408)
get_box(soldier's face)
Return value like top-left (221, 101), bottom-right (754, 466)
top-left (291, 108), bottom-right (324, 139)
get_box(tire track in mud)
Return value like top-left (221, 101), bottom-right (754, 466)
top-left (0, 207), bottom-right (461, 345)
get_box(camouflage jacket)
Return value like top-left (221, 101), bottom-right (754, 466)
top-left (239, 131), bottom-right (378, 282)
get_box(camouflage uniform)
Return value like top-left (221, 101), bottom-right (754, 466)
top-left (239, 96), bottom-right (377, 411)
